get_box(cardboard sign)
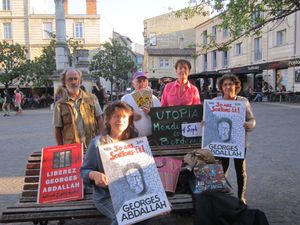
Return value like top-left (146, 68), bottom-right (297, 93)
top-left (149, 105), bottom-right (203, 146)
top-left (99, 137), bottom-right (171, 225)
top-left (38, 143), bottom-right (83, 204)
top-left (202, 100), bottom-right (246, 158)
top-left (132, 88), bottom-right (153, 108)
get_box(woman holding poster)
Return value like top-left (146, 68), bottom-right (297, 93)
top-left (80, 101), bottom-right (138, 225)
top-left (214, 74), bottom-right (256, 205)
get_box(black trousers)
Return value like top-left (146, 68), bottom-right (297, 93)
top-left (218, 157), bottom-right (247, 200)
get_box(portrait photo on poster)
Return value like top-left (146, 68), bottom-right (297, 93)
top-left (123, 163), bottom-right (147, 196)
top-left (202, 100), bottom-right (246, 159)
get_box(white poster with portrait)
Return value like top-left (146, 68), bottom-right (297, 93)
top-left (98, 137), bottom-right (171, 225)
top-left (202, 100), bottom-right (246, 159)
top-left (276, 69), bottom-right (288, 91)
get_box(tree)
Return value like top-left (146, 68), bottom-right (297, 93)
top-left (0, 41), bottom-right (28, 89)
top-left (29, 39), bottom-right (56, 87)
top-left (176, 0), bottom-right (300, 52)
top-left (30, 34), bottom-right (82, 87)
top-left (90, 39), bottom-right (136, 99)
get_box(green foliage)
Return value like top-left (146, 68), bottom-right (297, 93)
top-left (90, 39), bottom-right (136, 83)
top-left (30, 39), bottom-right (56, 87)
top-left (176, 0), bottom-right (300, 52)
top-left (30, 35), bottom-right (83, 87)
top-left (0, 41), bottom-right (28, 88)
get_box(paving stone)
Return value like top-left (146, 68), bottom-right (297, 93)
top-left (1, 103), bottom-right (300, 225)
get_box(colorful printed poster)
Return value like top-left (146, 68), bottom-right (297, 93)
top-left (38, 143), bottom-right (83, 204)
top-left (202, 100), bottom-right (246, 159)
top-left (99, 137), bottom-right (171, 225)
top-left (132, 88), bottom-right (153, 108)
top-left (193, 163), bottom-right (227, 193)
top-left (154, 157), bottom-right (182, 193)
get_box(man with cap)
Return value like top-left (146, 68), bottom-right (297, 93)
top-left (121, 71), bottom-right (161, 137)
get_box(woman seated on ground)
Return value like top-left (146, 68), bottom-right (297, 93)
top-left (80, 101), bottom-right (138, 225)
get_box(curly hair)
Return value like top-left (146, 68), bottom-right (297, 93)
top-left (217, 74), bottom-right (242, 95)
top-left (102, 101), bottom-right (138, 140)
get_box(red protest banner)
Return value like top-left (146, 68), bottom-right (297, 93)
top-left (37, 143), bottom-right (83, 204)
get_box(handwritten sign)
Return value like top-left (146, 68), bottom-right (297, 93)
top-left (149, 105), bottom-right (203, 146)
top-left (38, 143), bottom-right (83, 204)
top-left (182, 122), bottom-right (202, 137)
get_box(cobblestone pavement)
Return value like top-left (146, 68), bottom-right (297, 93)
top-left (0, 103), bottom-right (300, 225)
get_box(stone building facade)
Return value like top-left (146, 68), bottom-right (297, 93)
top-left (0, 0), bottom-right (100, 60)
top-left (195, 11), bottom-right (300, 92)
top-left (143, 10), bottom-right (209, 80)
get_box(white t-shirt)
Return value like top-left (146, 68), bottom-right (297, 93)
top-left (121, 92), bottom-right (161, 137)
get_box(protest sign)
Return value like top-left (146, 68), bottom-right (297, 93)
top-left (99, 137), bottom-right (170, 225)
top-left (38, 143), bottom-right (83, 204)
top-left (202, 100), bottom-right (246, 159)
top-left (149, 105), bottom-right (203, 146)
top-left (132, 88), bottom-right (153, 108)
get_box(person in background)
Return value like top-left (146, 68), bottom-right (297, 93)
top-left (158, 78), bottom-right (166, 100)
top-left (54, 86), bottom-right (66, 104)
top-left (80, 101), bottom-right (138, 225)
top-left (161, 59), bottom-right (201, 106)
top-left (121, 71), bottom-right (161, 137)
top-left (0, 93), bottom-right (4, 109)
top-left (92, 81), bottom-right (108, 110)
top-left (213, 74), bottom-right (256, 205)
top-left (2, 89), bottom-right (12, 117)
top-left (53, 68), bottom-right (104, 151)
top-left (246, 87), bottom-right (254, 102)
top-left (14, 89), bottom-right (23, 115)
top-left (16, 85), bottom-right (24, 99)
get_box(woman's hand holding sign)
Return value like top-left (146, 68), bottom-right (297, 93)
top-left (89, 171), bottom-right (109, 187)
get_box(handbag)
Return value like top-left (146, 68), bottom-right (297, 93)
top-left (191, 163), bottom-right (229, 194)
top-left (154, 157), bottom-right (182, 193)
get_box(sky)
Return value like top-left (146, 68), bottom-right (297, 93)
top-left (96, 0), bottom-right (190, 44)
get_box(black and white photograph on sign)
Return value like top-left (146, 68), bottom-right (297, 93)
top-left (98, 136), bottom-right (171, 225)
top-left (202, 100), bottom-right (246, 159)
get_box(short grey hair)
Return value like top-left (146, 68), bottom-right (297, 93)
top-left (60, 68), bottom-right (82, 87)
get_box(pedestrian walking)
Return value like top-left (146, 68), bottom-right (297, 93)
top-left (14, 89), bottom-right (23, 115)
top-left (2, 89), bottom-right (12, 117)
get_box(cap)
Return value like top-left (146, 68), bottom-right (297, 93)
top-left (132, 71), bottom-right (148, 80)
